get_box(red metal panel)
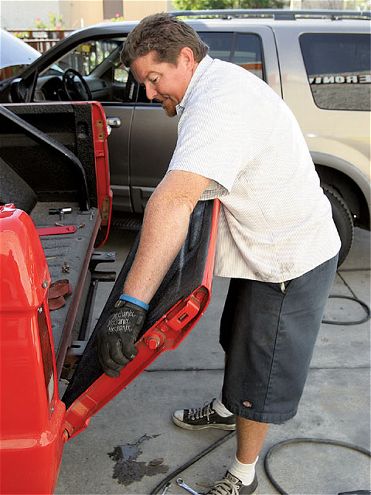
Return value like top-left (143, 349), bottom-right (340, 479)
top-left (63, 200), bottom-right (220, 439)
top-left (0, 205), bottom-right (67, 494)
top-left (37, 225), bottom-right (77, 236)
top-left (0, 199), bottom-right (220, 490)
top-left (79, 101), bottom-right (112, 246)
top-left (0, 204), bottom-right (49, 311)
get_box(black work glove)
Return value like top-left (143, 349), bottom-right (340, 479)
top-left (97, 299), bottom-right (147, 377)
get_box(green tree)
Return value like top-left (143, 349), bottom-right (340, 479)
top-left (174, 0), bottom-right (284, 9)
top-left (238, 0), bottom-right (284, 7)
top-left (174, 0), bottom-right (232, 9)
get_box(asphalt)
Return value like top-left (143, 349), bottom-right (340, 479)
top-left (56, 227), bottom-right (370, 495)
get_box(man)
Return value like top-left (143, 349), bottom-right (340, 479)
top-left (97, 13), bottom-right (340, 494)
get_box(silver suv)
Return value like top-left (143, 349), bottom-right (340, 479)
top-left (0, 9), bottom-right (370, 264)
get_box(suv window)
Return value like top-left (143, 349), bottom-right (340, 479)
top-left (199, 32), bottom-right (234, 62)
top-left (233, 33), bottom-right (263, 80)
top-left (300, 33), bottom-right (371, 111)
top-left (50, 38), bottom-right (123, 76)
top-left (36, 38), bottom-right (133, 103)
top-left (199, 33), bottom-right (263, 79)
top-left (137, 31), bottom-right (264, 103)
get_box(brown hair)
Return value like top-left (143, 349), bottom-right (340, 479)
top-left (121, 13), bottom-right (208, 67)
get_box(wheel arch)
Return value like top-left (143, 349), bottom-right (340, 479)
top-left (311, 151), bottom-right (370, 230)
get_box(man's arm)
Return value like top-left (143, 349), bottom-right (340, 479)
top-left (123, 169), bottom-right (211, 302)
top-left (96, 169), bottom-right (211, 376)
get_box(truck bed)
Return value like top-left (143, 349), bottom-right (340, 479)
top-left (31, 201), bottom-right (100, 374)
top-left (0, 101), bottom-right (111, 378)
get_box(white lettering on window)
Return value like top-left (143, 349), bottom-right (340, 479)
top-left (323, 76), bottom-right (335, 84)
top-left (310, 74), bottom-right (371, 85)
top-left (335, 76), bottom-right (345, 83)
top-left (359, 74), bottom-right (371, 83)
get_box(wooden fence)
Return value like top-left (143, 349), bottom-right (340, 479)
top-left (7, 29), bottom-right (73, 53)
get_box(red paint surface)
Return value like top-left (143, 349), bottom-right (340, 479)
top-left (0, 205), bottom-right (66, 494)
top-left (63, 200), bottom-right (220, 440)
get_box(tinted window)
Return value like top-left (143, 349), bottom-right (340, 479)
top-left (50, 39), bottom-right (123, 76)
top-left (233, 34), bottom-right (263, 80)
top-left (199, 32), bottom-right (264, 79)
top-left (36, 38), bottom-right (135, 103)
top-left (199, 32), bottom-right (234, 61)
top-left (300, 33), bottom-right (371, 111)
top-left (136, 32), bottom-right (264, 103)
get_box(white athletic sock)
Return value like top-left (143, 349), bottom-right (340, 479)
top-left (213, 394), bottom-right (233, 417)
top-left (228, 455), bottom-right (258, 486)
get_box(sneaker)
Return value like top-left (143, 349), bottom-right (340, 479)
top-left (172, 399), bottom-right (236, 431)
top-left (206, 471), bottom-right (258, 495)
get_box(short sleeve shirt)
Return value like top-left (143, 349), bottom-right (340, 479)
top-left (168, 55), bottom-right (341, 282)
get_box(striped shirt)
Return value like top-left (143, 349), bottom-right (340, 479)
top-left (168, 55), bottom-right (341, 282)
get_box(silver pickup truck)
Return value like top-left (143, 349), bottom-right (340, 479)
top-left (0, 9), bottom-right (370, 264)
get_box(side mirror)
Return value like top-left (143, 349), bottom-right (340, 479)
top-left (10, 75), bottom-right (34, 103)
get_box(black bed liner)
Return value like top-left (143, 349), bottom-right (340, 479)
top-left (0, 102), bottom-right (103, 377)
top-left (62, 200), bottom-right (214, 408)
top-left (31, 201), bottom-right (99, 375)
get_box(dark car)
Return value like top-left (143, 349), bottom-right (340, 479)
top-left (0, 9), bottom-right (370, 265)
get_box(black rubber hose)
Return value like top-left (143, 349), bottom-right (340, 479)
top-left (150, 291), bottom-right (370, 493)
top-left (263, 437), bottom-right (371, 495)
top-left (151, 435), bottom-right (371, 494)
top-left (150, 431), bottom-right (236, 494)
top-left (322, 295), bottom-right (370, 326)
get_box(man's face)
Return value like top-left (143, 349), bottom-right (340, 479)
top-left (131, 48), bottom-right (198, 117)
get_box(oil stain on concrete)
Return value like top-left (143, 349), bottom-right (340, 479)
top-left (108, 434), bottom-right (168, 485)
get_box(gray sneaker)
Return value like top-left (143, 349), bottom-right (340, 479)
top-left (172, 399), bottom-right (236, 431)
top-left (206, 472), bottom-right (258, 495)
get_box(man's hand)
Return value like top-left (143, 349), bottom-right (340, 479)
top-left (97, 299), bottom-right (147, 377)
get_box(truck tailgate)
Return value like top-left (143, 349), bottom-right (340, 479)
top-left (62, 200), bottom-right (219, 438)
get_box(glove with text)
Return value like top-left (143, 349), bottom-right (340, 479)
top-left (97, 298), bottom-right (147, 377)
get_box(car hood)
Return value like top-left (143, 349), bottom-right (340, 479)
top-left (0, 29), bottom-right (41, 70)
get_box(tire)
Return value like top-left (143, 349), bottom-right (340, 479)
top-left (323, 186), bottom-right (354, 266)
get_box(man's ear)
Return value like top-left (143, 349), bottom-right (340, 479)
top-left (179, 46), bottom-right (196, 68)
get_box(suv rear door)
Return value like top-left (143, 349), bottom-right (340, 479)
top-left (273, 23), bottom-right (370, 184)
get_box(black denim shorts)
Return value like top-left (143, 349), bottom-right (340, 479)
top-left (220, 254), bottom-right (338, 424)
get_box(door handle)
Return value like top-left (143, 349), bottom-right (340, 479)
top-left (106, 117), bottom-right (121, 128)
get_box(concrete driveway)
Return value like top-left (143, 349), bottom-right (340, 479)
top-left (56, 227), bottom-right (370, 495)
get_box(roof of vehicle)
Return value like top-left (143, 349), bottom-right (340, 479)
top-left (186, 17), bottom-right (371, 34)
top-left (4, 9), bottom-right (369, 82)
top-left (76, 10), bottom-right (370, 37)
top-left (169, 8), bottom-right (370, 20)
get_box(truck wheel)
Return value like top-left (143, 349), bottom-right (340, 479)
top-left (323, 186), bottom-right (354, 266)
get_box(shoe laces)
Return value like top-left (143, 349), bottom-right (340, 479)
top-left (187, 400), bottom-right (215, 421)
top-left (207, 477), bottom-right (241, 495)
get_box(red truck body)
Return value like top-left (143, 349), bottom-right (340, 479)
top-left (0, 100), bottom-right (219, 494)
top-left (0, 205), bottom-right (67, 493)
top-left (0, 101), bottom-right (112, 493)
